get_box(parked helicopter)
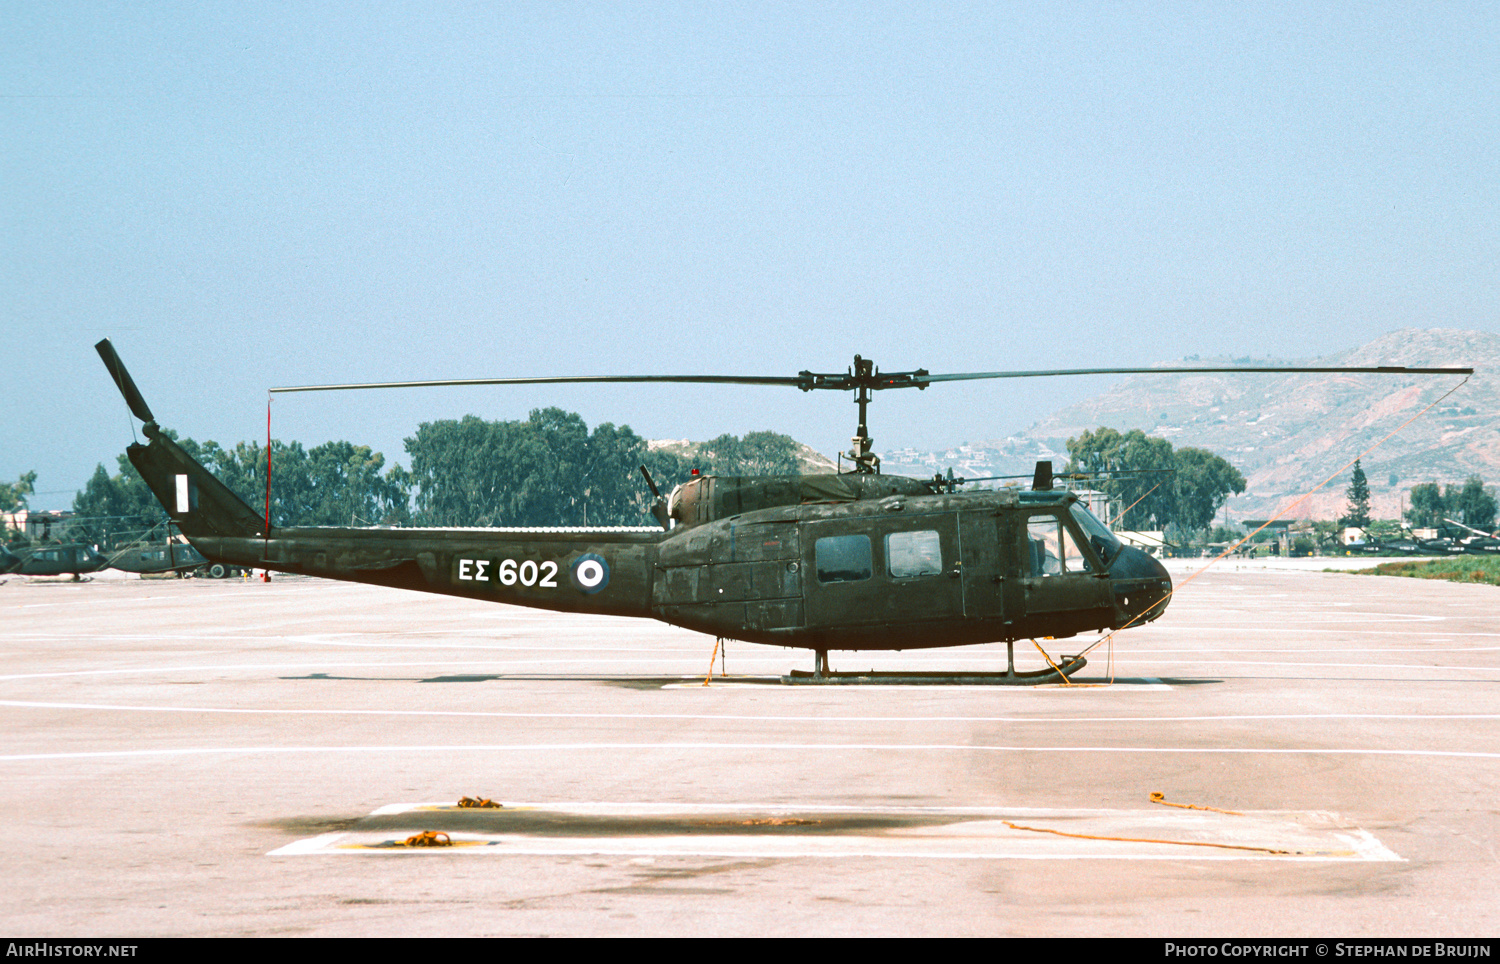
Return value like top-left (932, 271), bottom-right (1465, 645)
top-left (96, 340), bottom-right (1471, 682)
top-left (105, 533), bottom-right (210, 576)
top-left (8, 543), bottom-right (109, 579)
top-left (1442, 518), bottom-right (1500, 555)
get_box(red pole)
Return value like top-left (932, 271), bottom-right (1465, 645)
top-left (263, 397), bottom-right (272, 581)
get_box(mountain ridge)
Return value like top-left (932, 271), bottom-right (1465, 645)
top-left (888, 328), bottom-right (1497, 521)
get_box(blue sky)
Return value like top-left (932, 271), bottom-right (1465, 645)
top-left (5, 3), bottom-right (1497, 509)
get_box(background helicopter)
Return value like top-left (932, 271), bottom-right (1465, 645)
top-left (97, 340), bottom-right (1470, 682)
top-left (7, 542), bottom-right (109, 579)
top-left (102, 524), bottom-right (211, 576)
top-left (1444, 518), bottom-right (1500, 554)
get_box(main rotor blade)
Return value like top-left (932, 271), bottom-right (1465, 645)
top-left (917, 364), bottom-right (1473, 384)
top-left (270, 374), bottom-right (809, 393)
top-left (270, 362), bottom-right (1474, 395)
top-left (95, 338), bottom-right (156, 423)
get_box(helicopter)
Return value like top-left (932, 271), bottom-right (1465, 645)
top-left (1439, 518), bottom-right (1500, 555)
top-left (103, 528), bottom-right (211, 576)
top-left (96, 340), bottom-right (1471, 683)
top-left (8, 542), bottom-right (110, 579)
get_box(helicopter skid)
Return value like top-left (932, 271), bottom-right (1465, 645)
top-left (783, 655), bottom-right (1087, 686)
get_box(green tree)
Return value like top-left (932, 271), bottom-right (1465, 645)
top-left (1065, 428), bottom-right (1174, 529)
top-left (1065, 428), bottom-right (1244, 531)
top-left (1, 471), bottom-right (36, 512)
top-left (1406, 482), bottom-right (1447, 528)
top-left (71, 458), bottom-right (166, 548)
top-left (73, 431), bottom-right (411, 536)
top-left (1171, 446), bottom-right (1248, 531)
top-left (699, 431), bottom-right (804, 476)
top-left (2, 470), bottom-right (38, 544)
top-left (404, 409), bottom-right (669, 527)
top-left (1454, 476), bottom-right (1497, 531)
top-left (208, 439), bottom-right (411, 527)
top-left (1341, 460), bottom-right (1372, 528)
top-left (1312, 520), bottom-right (1344, 554)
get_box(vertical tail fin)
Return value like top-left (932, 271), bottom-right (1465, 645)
top-left (97, 339), bottom-right (266, 539)
top-left (126, 430), bottom-right (267, 539)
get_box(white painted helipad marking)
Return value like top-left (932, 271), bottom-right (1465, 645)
top-left (267, 801), bottom-right (1400, 862)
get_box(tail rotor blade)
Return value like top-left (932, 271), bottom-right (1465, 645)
top-left (95, 339), bottom-right (155, 424)
top-left (640, 465), bottom-right (670, 530)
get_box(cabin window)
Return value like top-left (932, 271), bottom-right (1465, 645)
top-left (886, 530), bottom-right (943, 578)
top-left (815, 535), bottom-right (872, 583)
top-left (1027, 514), bottom-right (1092, 576)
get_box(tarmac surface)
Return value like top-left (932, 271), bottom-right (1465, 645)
top-left (2, 561), bottom-right (1498, 937)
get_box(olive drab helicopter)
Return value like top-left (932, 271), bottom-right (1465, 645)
top-left (96, 340), bottom-right (1471, 683)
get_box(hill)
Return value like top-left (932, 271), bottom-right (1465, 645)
top-left (994, 328), bottom-right (1498, 520)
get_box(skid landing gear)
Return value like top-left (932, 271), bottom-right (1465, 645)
top-left (783, 642), bottom-right (1088, 686)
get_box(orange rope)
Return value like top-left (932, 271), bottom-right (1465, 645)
top-left (1150, 791), bottom-right (1242, 815)
top-left (1031, 638), bottom-right (1074, 686)
top-left (703, 636), bottom-right (722, 685)
top-left (1002, 820), bottom-right (1291, 855)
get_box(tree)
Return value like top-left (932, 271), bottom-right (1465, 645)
top-left (698, 431), bottom-right (804, 476)
top-left (73, 431), bottom-right (412, 539)
top-left (404, 409), bottom-right (670, 527)
top-left (1454, 476), bottom-right (1497, 531)
top-left (1341, 460), bottom-right (1372, 528)
top-left (211, 439), bottom-right (412, 527)
top-left (1065, 428), bottom-right (1244, 531)
top-left (71, 458), bottom-right (166, 548)
top-left (1, 471), bottom-right (36, 512)
top-left (1171, 446), bottom-right (1248, 531)
top-left (1406, 482), bottom-right (1447, 528)
top-left (2, 470), bottom-right (37, 544)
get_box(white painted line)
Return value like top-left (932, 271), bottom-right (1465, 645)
top-left (268, 832), bottom-right (350, 856)
top-left (3, 655), bottom-right (1495, 686)
top-left (0, 659), bottom-right (788, 683)
top-left (5, 742), bottom-right (1500, 763)
top-left (6, 698), bottom-right (1500, 724)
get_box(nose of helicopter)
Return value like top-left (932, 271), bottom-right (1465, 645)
top-left (1108, 546), bottom-right (1172, 626)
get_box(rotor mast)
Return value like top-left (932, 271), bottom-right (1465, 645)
top-left (792, 355), bottom-right (932, 474)
top-left (848, 355), bottom-right (879, 474)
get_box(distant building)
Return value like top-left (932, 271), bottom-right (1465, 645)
top-left (1, 509), bottom-right (74, 541)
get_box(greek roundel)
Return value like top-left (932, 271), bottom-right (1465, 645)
top-left (570, 553), bottom-right (610, 594)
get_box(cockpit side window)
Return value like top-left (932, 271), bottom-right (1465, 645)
top-left (1069, 503), bottom-right (1121, 566)
top-left (1027, 513), bottom-right (1092, 576)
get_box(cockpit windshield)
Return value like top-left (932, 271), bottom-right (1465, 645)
top-left (1069, 503), bottom-right (1122, 566)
